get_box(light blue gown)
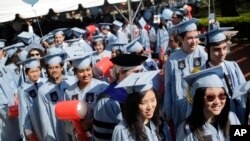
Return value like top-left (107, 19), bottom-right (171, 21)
top-left (163, 45), bottom-right (208, 130)
top-left (0, 67), bottom-right (21, 141)
top-left (156, 26), bottom-right (169, 55)
top-left (176, 112), bottom-right (241, 141)
top-left (37, 75), bottom-right (77, 141)
top-left (112, 121), bottom-right (159, 141)
top-left (18, 78), bottom-right (47, 141)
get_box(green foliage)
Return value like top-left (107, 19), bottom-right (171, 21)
top-left (197, 14), bottom-right (250, 39)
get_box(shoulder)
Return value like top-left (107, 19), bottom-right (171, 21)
top-left (229, 112), bottom-right (241, 125)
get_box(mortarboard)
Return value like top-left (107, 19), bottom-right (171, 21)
top-left (66, 27), bottom-right (86, 38)
top-left (107, 43), bottom-right (126, 51)
top-left (0, 39), bottom-right (6, 49)
top-left (197, 27), bottom-right (234, 46)
top-left (143, 9), bottom-right (152, 21)
top-left (173, 18), bottom-right (200, 34)
top-left (3, 42), bottom-right (25, 58)
top-left (17, 32), bottom-right (40, 44)
top-left (24, 42), bottom-right (45, 52)
top-left (161, 8), bottom-right (173, 20)
top-left (138, 17), bottom-right (147, 28)
top-left (92, 35), bottom-right (104, 42)
top-left (50, 28), bottom-right (68, 36)
top-left (232, 81), bottom-right (250, 99)
top-left (99, 23), bottom-right (112, 30)
top-left (113, 20), bottom-right (123, 28)
top-left (42, 47), bottom-right (67, 65)
top-left (110, 54), bottom-right (147, 68)
top-left (64, 51), bottom-right (95, 69)
top-left (41, 33), bottom-right (54, 44)
top-left (183, 66), bottom-right (224, 98)
top-left (124, 36), bottom-right (143, 53)
top-left (115, 70), bottom-right (160, 93)
top-left (17, 57), bottom-right (41, 69)
top-left (18, 49), bottom-right (28, 61)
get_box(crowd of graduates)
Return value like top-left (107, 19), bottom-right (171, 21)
top-left (0, 3), bottom-right (250, 141)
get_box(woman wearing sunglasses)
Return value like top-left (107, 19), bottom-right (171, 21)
top-left (176, 66), bottom-right (240, 141)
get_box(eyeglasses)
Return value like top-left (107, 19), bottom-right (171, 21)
top-left (205, 94), bottom-right (227, 102)
top-left (30, 53), bottom-right (40, 57)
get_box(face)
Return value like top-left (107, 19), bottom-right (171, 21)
top-left (76, 66), bottom-right (93, 84)
top-left (54, 34), bottom-right (65, 46)
top-left (139, 89), bottom-right (157, 124)
top-left (27, 68), bottom-right (41, 82)
top-left (171, 14), bottom-right (181, 25)
top-left (203, 87), bottom-right (227, 119)
top-left (209, 42), bottom-right (228, 65)
top-left (101, 29), bottom-right (108, 35)
top-left (169, 35), bottom-right (179, 49)
top-left (118, 66), bottom-right (143, 82)
top-left (29, 50), bottom-right (41, 58)
top-left (0, 50), bottom-right (5, 58)
top-left (181, 30), bottom-right (199, 54)
top-left (94, 41), bottom-right (104, 54)
top-left (47, 64), bottom-right (63, 80)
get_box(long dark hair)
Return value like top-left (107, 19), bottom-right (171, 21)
top-left (184, 87), bottom-right (230, 141)
top-left (123, 89), bottom-right (161, 141)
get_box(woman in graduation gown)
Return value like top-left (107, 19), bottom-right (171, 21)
top-left (176, 66), bottom-right (241, 141)
top-left (112, 71), bottom-right (162, 141)
top-left (64, 51), bottom-right (109, 139)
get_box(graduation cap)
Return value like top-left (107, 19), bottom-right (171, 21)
top-left (171, 8), bottom-right (184, 16)
top-left (115, 70), bottom-right (160, 93)
top-left (92, 35), bottom-right (104, 42)
top-left (17, 32), bottom-right (40, 44)
top-left (17, 57), bottom-right (41, 69)
top-left (18, 49), bottom-right (28, 61)
top-left (99, 23), bottom-right (112, 30)
top-left (124, 36), bottom-right (143, 53)
top-left (138, 17), bottom-right (147, 28)
top-left (42, 47), bottom-right (67, 65)
top-left (113, 20), bottom-right (123, 28)
top-left (161, 8), bottom-right (173, 20)
top-left (143, 9), bottom-right (153, 21)
top-left (183, 66), bottom-right (224, 98)
top-left (66, 27), bottom-right (86, 38)
top-left (0, 39), bottom-right (6, 49)
top-left (3, 42), bottom-right (25, 58)
top-left (107, 43), bottom-right (126, 51)
top-left (197, 27), bottom-right (234, 46)
top-left (41, 33), bottom-right (54, 44)
top-left (110, 54), bottom-right (147, 68)
top-left (173, 18), bottom-right (200, 34)
top-left (232, 81), bottom-right (250, 99)
top-left (24, 42), bottom-right (45, 52)
top-left (50, 28), bottom-right (68, 36)
top-left (64, 51), bottom-right (95, 69)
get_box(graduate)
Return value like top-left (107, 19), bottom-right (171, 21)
top-left (112, 20), bottom-right (129, 45)
top-left (18, 57), bottom-right (47, 141)
top-left (37, 47), bottom-right (76, 141)
top-left (91, 35), bottom-right (111, 65)
top-left (99, 23), bottom-right (118, 51)
top-left (93, 54), bottom-right (147, 141)
top-left (198, 27), bottom-right (247, 123)
top-left (177, 66), bottom-right (241, 141)
top-left (163, 18), bottom-right (208, 132)
top-left (64, 51), bottom-right (109, 138)
top-left (0, 50), bottom-right (21, 141)
top-left (51, 28), bottom-right (69, 50)
top-left (112, 70), bottom-right (167, 141)
top-left (0, 39), bottom-right (7, 65)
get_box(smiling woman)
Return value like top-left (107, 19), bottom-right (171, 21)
top-left (176, 66), bottom-right (241, 141)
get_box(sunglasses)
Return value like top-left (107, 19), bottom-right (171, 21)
top-left (30, 53), bottom-right (40, 57)
top-left (205, 94), bottom-right (227, 102)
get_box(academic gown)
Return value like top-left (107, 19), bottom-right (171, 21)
top-left (176, 112), bottom-right (241, 141)
top-left (91, 50), bottom-right (111, 66)
top-left (65, 78), bottom-right (108, 121)
top-left (156, 26), bottom-right (169, 55)
top-left (93, 82), bottom-right (127, 141)
top-left (112, 121), bottom-right (159, 141)
top-left (38, 76), bottom-right (77, 141)
top-left (18, 78), bottom-right (47, 141)
top-left (201, 61), bottom-right (246, 124)
top-left (0, 67), bottom-right (21, 141)
top-left (163, 45), bottom-right (208, 130)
